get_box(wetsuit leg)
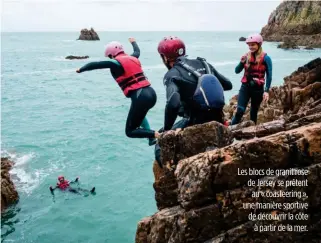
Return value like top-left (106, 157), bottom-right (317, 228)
top-left (231, 84), bottom-right (251, 125)
top-left (140, 117), bottom-right (157, 145)
top-left (249, 87), bottom-right (264, 124)
top-left (154, 118), bottom-right (190, 167)
top-left (125, 86), bottom-right (157, 138)
top-left (68, 188), bottom-right (80, 194)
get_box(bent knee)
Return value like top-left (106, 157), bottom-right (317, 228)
top-left (125, 128), bottom-right (134, 138)
top-left (236, 106), bottom-right (246, 115)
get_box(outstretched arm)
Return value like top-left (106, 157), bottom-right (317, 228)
top-left (50, 186), bottom-right (58, 195)
top-left (76, 60), bottom-right (120, 73)
top-left (129, 37), bottom-right (140, 58)
top-left (70, 177), bottom-right (79, 185)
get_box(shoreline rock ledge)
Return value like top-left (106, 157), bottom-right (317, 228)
top-left (1, 158), bottom-right (19, 212)
top-left (260, 1), bottom-right (321, 48)
top-left (134, 58), bottom-right (321, 243)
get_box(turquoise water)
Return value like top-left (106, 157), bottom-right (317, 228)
top-left (1, 31), bottom-right (320, 243)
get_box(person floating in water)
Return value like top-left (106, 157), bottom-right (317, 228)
top-left (76, 37), bottom-right (160, 146)
top-left (230, 33), bottom-right (272, 125)
top-left (49, 175), bottom-right (95, 195)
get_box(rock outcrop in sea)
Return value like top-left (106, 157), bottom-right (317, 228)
top-left (260, 1), bottom-right (321, 48)
top-left (135, 58), bottom-right (321, 243)
top-left (77, 28), bottom-right (100, 41)
top-left (1, 158), bottom-right (19, 212)
top-left (65, 55), bottom-right (89, 60)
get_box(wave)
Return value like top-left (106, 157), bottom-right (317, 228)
top-left (1, 150), bottom-right (45, 195)
top-left (1, 68), bottom-right (77, 77)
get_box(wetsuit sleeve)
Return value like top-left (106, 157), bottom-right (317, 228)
top-left (130, 41), bottom-right (140, 58)
top-left (235, 62), bottom-right (245, 74)
top-left (264, 55), bottom-right (273, 92)
top-left (70, 178), bottom-right (79, 185)
top-left (79, 60), bottom-right (120, 72)
top-left (208, 64), bottom-right (233, 91)
top-left (164, 78), bottom-right (181, 131)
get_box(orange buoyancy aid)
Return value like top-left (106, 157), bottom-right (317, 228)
top-left (241, 51), bottom-right (267, 86)
top-left (57, 180), bottom-right (70, 190)
top-left (115, 54), bottom-right (151, 97)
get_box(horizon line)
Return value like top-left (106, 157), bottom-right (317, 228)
top-left (1, 30), bottom-right (261, 33)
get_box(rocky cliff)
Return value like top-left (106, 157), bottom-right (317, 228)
top-left (261, 1), bottom-right (321, 48)
top-left (135, 58), bottom-right (321, 243)
top-left (1, 158), bottom-right (19, 212)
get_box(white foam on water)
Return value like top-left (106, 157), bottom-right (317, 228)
top-left (1, 150), bottom-right (48, 195)
top-left (211, 60), bottom-right (239, 66)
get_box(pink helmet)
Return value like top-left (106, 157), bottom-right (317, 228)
top-left (104, 41), bottom-right (124, 57)
top-left (245, 34), bottom-right (263, 44)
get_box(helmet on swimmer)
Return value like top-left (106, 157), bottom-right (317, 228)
top-left (58, 175), bottom-right (65, 181)
top-left (157, 36), bottom-right (186, 61)
top-left (245, 34), bottom-right (263, 45)
top-left (104, 41), bottom-right (124, 57)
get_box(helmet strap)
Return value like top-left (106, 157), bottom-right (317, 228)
top-left (161, 55), bottom-right (172, 70)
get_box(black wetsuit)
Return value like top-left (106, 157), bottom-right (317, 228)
top-left (163, 56), bottom-right (232, 130)
top-left (155, 56), bottom-right (233, 166)
top-left (50, 179), bottom-right (95, 195)
top-left (78, 42), bottom-right (156, 139)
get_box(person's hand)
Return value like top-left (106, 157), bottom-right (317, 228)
top-left (263, 92), bottom-right (269, 103)
top-left (128, 37), bottom-right (136, 43)
top-left (50, 186), bottom-right (53, 191)
top-left (76, 68), bottom-right (80, 73)
top-left (241, 55), bottom-right (247, 64)
top-left (155, 131), bottom-right (161, 139)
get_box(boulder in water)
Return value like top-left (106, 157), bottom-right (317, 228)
top-left (239, 37), bottom-right (246, 41)
top-left (65, 55), bottom-right (89, 60)
top-left (77, 28), bottom-right (100, 41)
top-left (1, 158), bottom-right (19, 212)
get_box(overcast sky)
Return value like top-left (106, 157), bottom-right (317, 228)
top-left (2, 0), bottom-right (281, 32)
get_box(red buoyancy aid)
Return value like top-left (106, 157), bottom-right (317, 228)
top-left (241, 51), bottom-right (267, 86)
top-left (115, 54), bottom-right (151, 97)
top-left (57, 180), bottom-right (70, 190)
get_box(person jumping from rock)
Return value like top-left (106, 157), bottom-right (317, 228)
top-left (76, 37), bottom-right (159, 146)
top-left (49, 176), bottom-right (95, 195)
top-left (230, 33), bottom-right (273, 125)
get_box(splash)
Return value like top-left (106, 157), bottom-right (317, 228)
top-left (1, 150), bottom-right (40, 195)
